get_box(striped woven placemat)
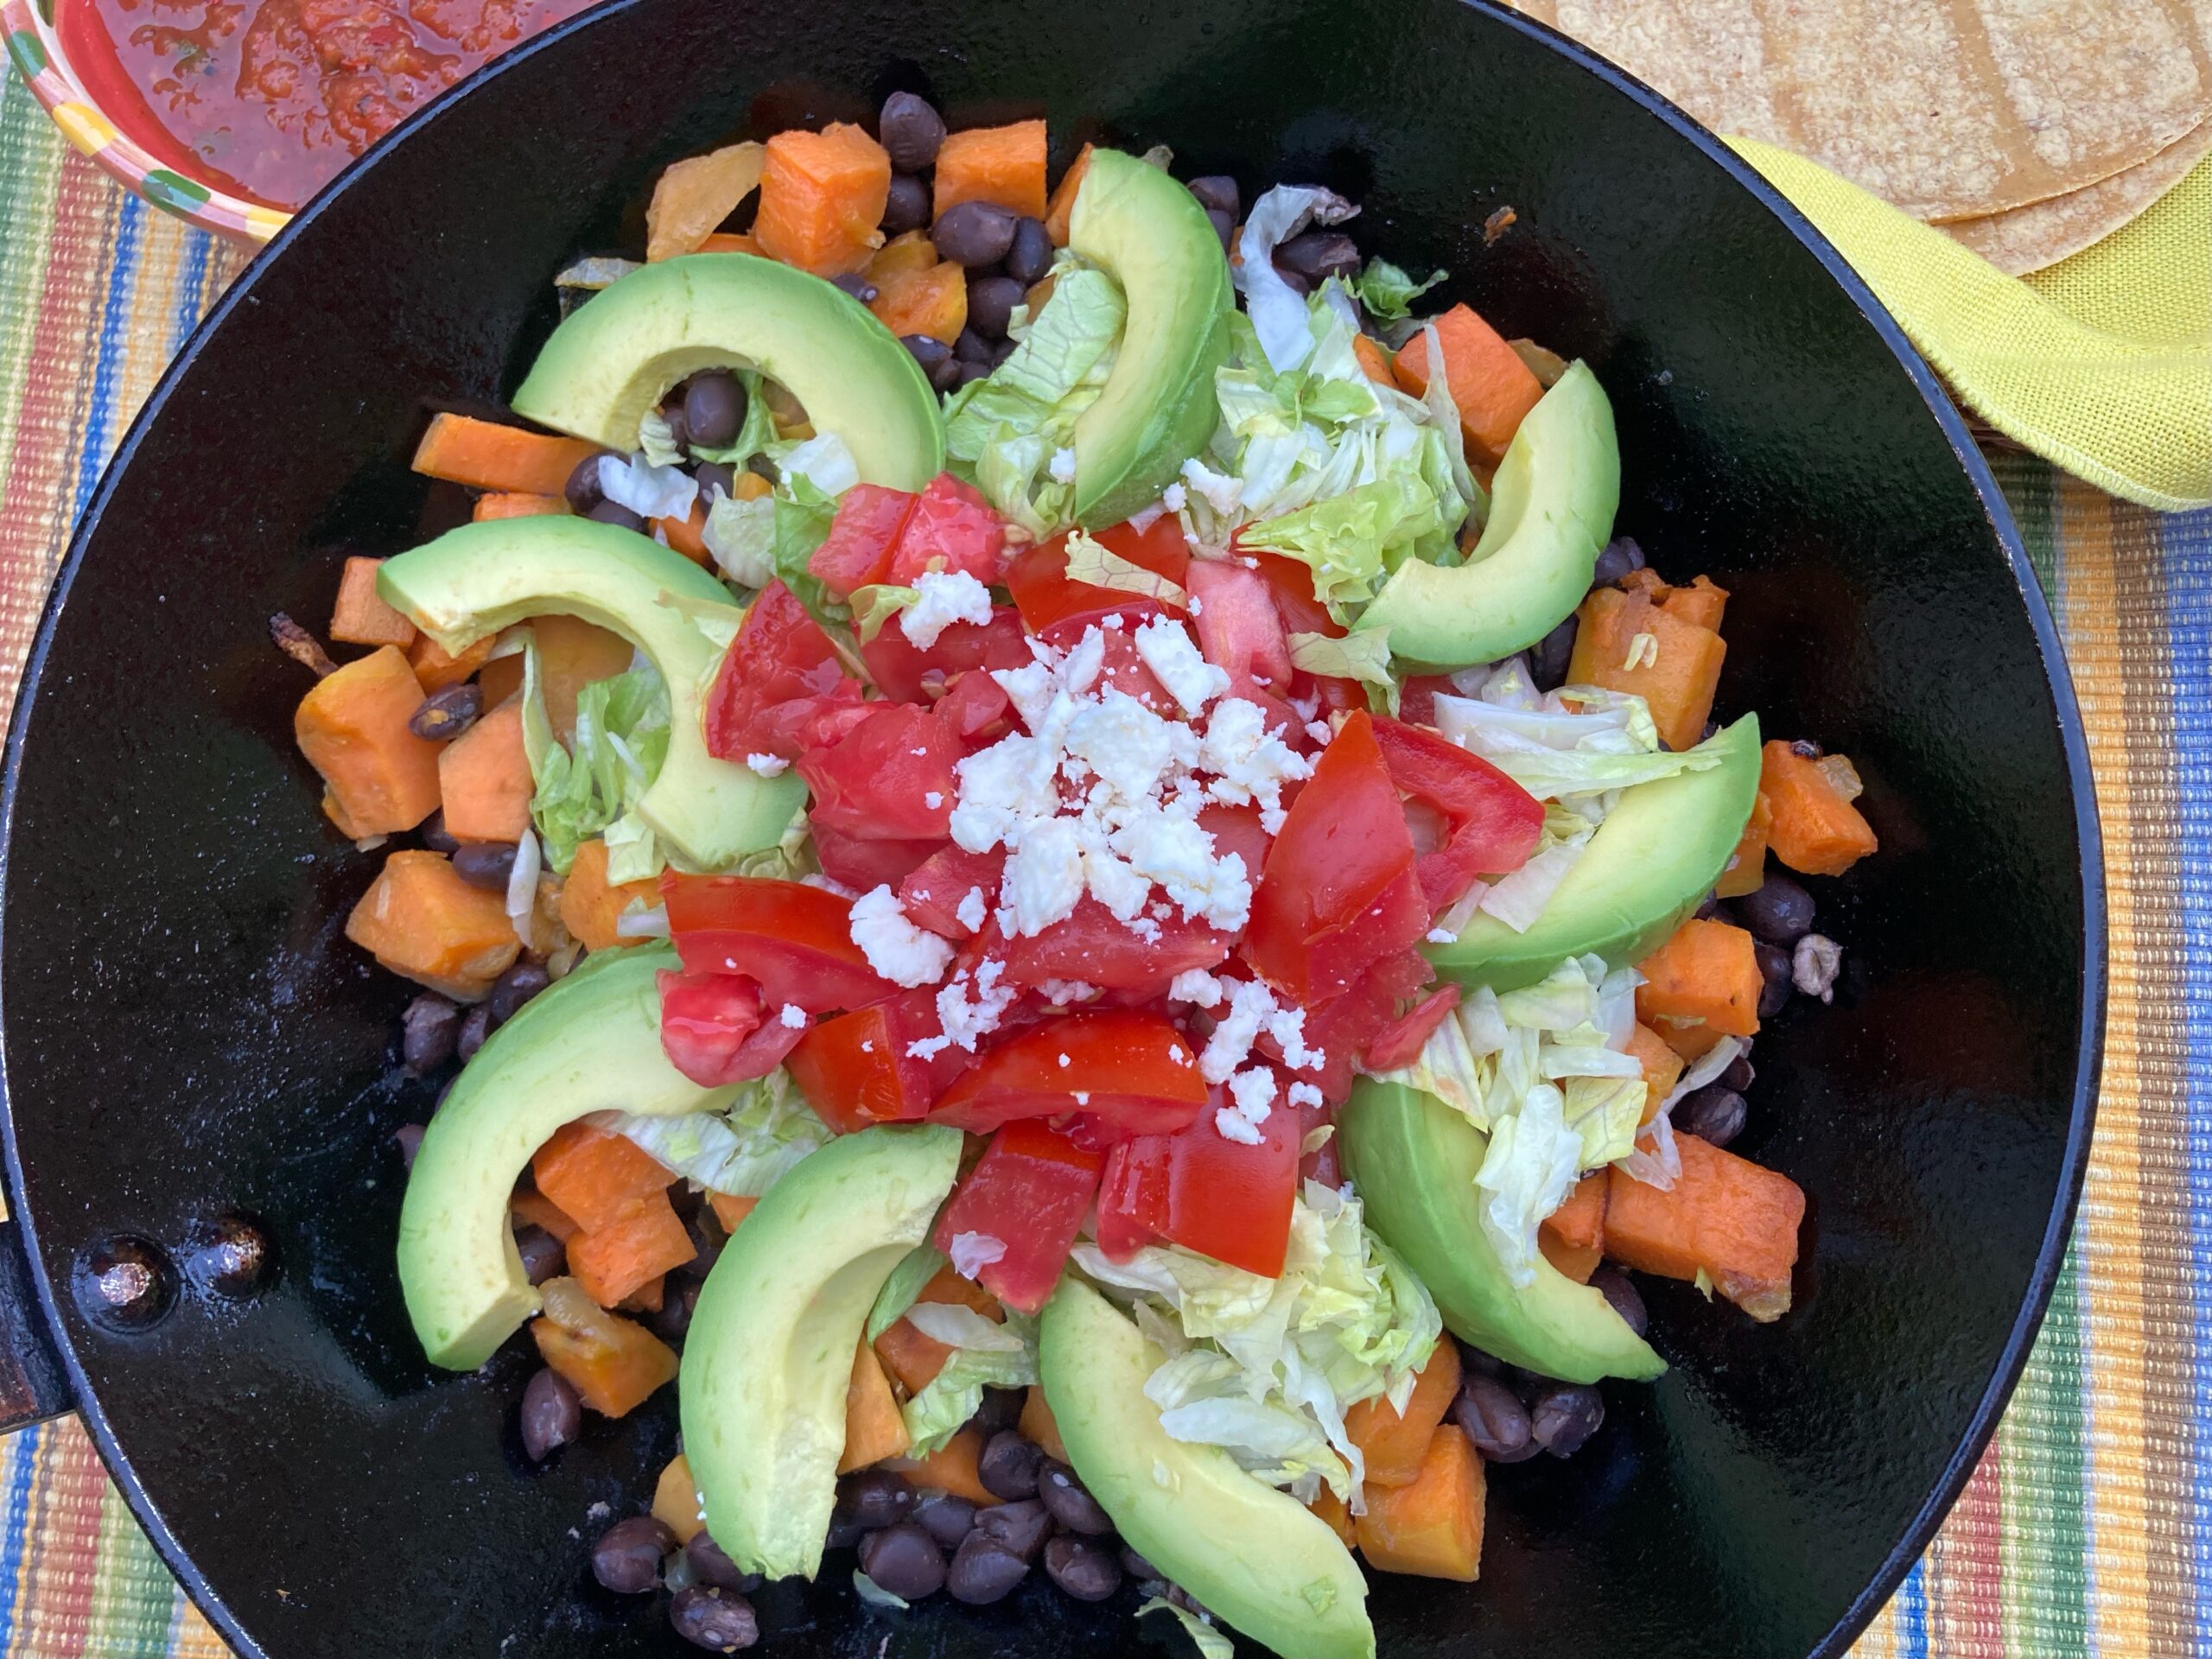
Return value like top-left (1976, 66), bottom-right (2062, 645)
top-left (3, 66), bottom-right (2209, 1659)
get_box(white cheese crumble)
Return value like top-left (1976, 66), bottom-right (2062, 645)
top-left (1168, 969), bottom-right (1224, 1007)
top-left (1200, 977), bottom-right (1324, 1083)
top-left (1228, 1066), bottom-right (1277, 1125)
top-left (1215, 1106), bottom-right (1262, 1144)
top-left (1426, 926), bottom-right (1457, 944)
top-left (745, 752), bottom-right (791, 778)
top-left (1134, 615), bottom-right (1230, 716)
top-left (1035, 978), bottom-right (1099, 1004)
top-left (925, 791), bottom-right (944, 810)
top-left (1200, 697), bottom-right (1313, 834)
top-left (909, 959), bottom-right (1018, 1059)
top-left (848, 885), bottom-right (957, 987)
top-left (899, 569), bottom-right (995, 650)
top-left (1160, 480), bottom-right (1187, 512)
top-left (1048, 447), bottom-right (1077, 485)
top-left (1287, 1081), bottom-right (1324, 1110)
top-left (779, 1003), bottom-right (807, 1029)
top-left (955, 887), bottom-right (988, 932)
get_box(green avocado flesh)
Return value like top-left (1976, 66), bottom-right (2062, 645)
top-left (1339, 1079), bottom-right (1664, 1385)
top-left (397, 945), bottom-right (739, 1370)
top-left (1067, 149), bottom-right (1235, 529)
top-left (511, 252), bottom-right (944, 490)
top-left (378, 515), bottom-right (802, 869)
top-left (1427, 714), bottom-right (1763, 993)
top-left (1356, 359), bottom-right (1619, 669)
top-left (1040, 1279), bottom-right (1374, 1659)
top-left (682, 1124), bottom-right (962, 1583)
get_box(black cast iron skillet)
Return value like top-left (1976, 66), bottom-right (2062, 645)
top-left (0, 1), bottom-right (2102, 1654)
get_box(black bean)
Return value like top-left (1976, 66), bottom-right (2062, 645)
top-left (880, 172), bottom-right (933, 238)
top-left (456, 1002), bottom-right (493, 1064)
top-left (928, 354), bottom-right (964, 393)
top-left (859, 1522), bottom-right (946, 1599)
top-left (1590, 536), bottom-right (1646, 588)
top-left (972, 1386), bottom-right (1027, 1436)
top-left (1121, 1545), bottom-right (1160, 1580)
top-left (831, 272), bottom-right (880, 306)
top-left (945, 1535), bottom-right (1029, 1604)
top-left (1004, 216), bottom-right (1053, 284)
top-left (400, 994), bottom-right (459, 1073)
top-left (563, 451), bottom-right (607, 512)
top-left (1678, 1084), bottom-right (1747, 1148)
top-left (489, 961), bottom-right (550, 1025)
top-left (976, 1430), bottom-right (1042, 1499)
top-left (746, 453), bottom-right (779, 485)
top-left (652, 1276), bottom-right (701, 1340)
top-left (1043, 1535), bottom-right (1122, 1601)
top-left (1186, 175), bottom-right (1239, 218)
top-left (685, 1531), bottom-right (762, 1593)
top-left (586, 498), bottom-right (645, 532)
top-left (519, 1365), bottom-right (581, 1459)
top-left (1719, 1051), bottom-right (1757, 1093)
top-left (1529, 1383), bottom-right (1605, 1459)
top-left (989, 336), bottom-right (1018, 369)
top-left (1452, 1372), bottom-right (1537, 1463)
top-left (1590, 1265), bottom-right (1649, 1337)
top-left (836, 1469), bottom-right (916, 1531)
top-left (1455, 1340), bottom-right (1503, 1376)
top-left (694, 461), bottom-right (737, 503)
top-left (682, 371), bottom-right (746, 451)
top-left (967, 274), bottom-right (1026, 340)
top-left (953, 359), bottom-right (992, 390)
top-left (1754, 940), bottom-right (1795, 1019)
top-left (970, 1497), bottom-right (1051, 1561)
top-left (1789, 738), bottom-right (1822, 759)
top-left (879, 92), bottom-right (945, 172)
top-left (1276, 230), bottom-right (1360, 284)
top-left (1036, 1461), bottom-right (1113, 1535)
top-left (513, 1223), bottom-right (565, 1287)
top-left (1274, 265), bottom-right (1312, 297)
top-left (912, 1493), bottom-right (976, 1549)
top-left (592, 1515), bottom-right (674, 1593)
top-left (658, 401), bottom-right (691, 453)
top-left (1205, 207), bottom-right (1234, 251)
top-left (902, 333), bottom-right (951, 377)
top-left (932, 200), bottom-right (1017, 268)
top-left (417, 808), bottom-right (461, 854)
top-left (1529, 614), bottom-right (1578, 691)
top-left (825, 1516), bottom-right (866, 1551)
top-left (393, 1122), bottom-right (425, 1169)
top-left (1694, 892), bottom-right (1724, 920)
top-left (669, 1584), bottom-right (758, 1651)
top-left (673, 1205), bottom-right (725, 1281)
top-left (1736, 873), bottom-right (1815, 945)
top-left (451, 842), bottom-right (518, 893)
top-left (409, 683), bottom-right (482, 741)
top-left (953, 327), bottom-right (994, 365)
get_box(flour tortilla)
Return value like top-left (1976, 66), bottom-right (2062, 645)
top-left (1942, 118), bottom-right (2212, 272)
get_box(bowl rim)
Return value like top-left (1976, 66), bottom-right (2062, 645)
top-left (0, 1), bottom-right (2107, 1654)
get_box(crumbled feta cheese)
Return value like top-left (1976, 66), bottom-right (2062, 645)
top-left (1066, 690), bottom-right (1195, 801)
top-left (1306, 721), bottom-right (1335, 749)
top-left (1074, 1090), bottom-right (1090, 1105)
top-left (1200, 977), bottom-right (1275, 1083)
top-left (1003, 817), bottom-right (1086, 936)
top-left (1161, 480), bottom-right (1187, 512)
top-left (1058, 1052), bottom-right (1072, 1068)
top-left (779, 1003), bottom-right (807, 1029)
top-left (1180, 456), bottom-right (1243, 517)
top-left (1169, 969), bottom-right (1224, 1007)
top-left (910, 958), bottom-right (1017, 1059)
top-left (1228, 1066), bottom-right (1277, 1124)
top-left (1048, 447), bottom-right (1077, 485)
top-left (848, 884), bottom-right (955, 987)
top-left (948, 1231), bottom-right (1007, 1277)
top-left (1035, 979), bottom-right (1098, 1004)
top-left (1426, 926), bottom-right (1457, 944)
top-left (1118, 812), bottom-right (1251, 931)
top-left (925, 791), bottom-right (944, 810)
top-left (1134, 617), bottom-right (1231, 717)
top-left (900, 569), bottom-right (995, 650)
top-left (1200, 698), bottom-right (1313, 823)
top-left (955, 887), bottom-right (988, 932)
top-left (745, 752), bottom-right (791, 778)
top-left (1287, 1082), bottom-right (1324, 1110)
top-left (1214, 1108), bottom-right (1262, 1145)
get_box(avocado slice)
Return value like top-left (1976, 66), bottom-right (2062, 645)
top-left (682, 1123), bottom-right (962, 1581)
top-left (378, 515), bottom-right (803, 869)
top-left (1426, 714), bottom-right (1761, 993)
top-left (1340, 1079), bottom-right (1663, 1384)
top-left (397, 944), bottom-right (740, 1370)
top-left (511, 253), bottom-right (944, 490)
top-left (1356, 359), bottom-right (1620, 669)
top-left (1067, 149), bottom-right (1235, 528)
top-left (1040, 1279), bottom-right (1374, 1659)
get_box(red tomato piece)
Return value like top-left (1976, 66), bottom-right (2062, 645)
top-left (1096, 1084), bottom-right (1300, 1276)
top-left (809, 484), bottom-right (917, 601)
top-left (935, 670), bottom-right (1014, 745)
top-left (1091, 627), bottom-right (1178, 715)
top-left (656, 969), bottom-right (809, 1086)
top-left (797, 703), bottom-right (962, 842)
top-left (663, 874), bottom-right (897, 1014)
top-left (1371, 715), bottom-right (1545, 914)
top-left (702, 581), bottom-right (871, 762)
top-left (1244, 548), bottom-right (1338, 639)
top-left (1196, 803), bottom-right (1273, 887)
top-left (785, 988), bottom-right (950, 1134)
top-left (1006, 517), bottom-right (1192, 643)
top-left (899, 845), bottom-right (1006, 939)
top-left (808, 823), bottom-right (946, 891)
top-left (885, 474), bottom-right (1008, 587)
top-left (929, 1009), bottom-right (1206, 1136)
top-left (1243, 711), bottom-right (1430, 1004)
top-left (996, 898), bottom-right (1230, 994)
top-left (1362, 983), bottom-right (1464, 1073)
top-left (1395, 674), bottom-right (1459, 729)
top-left (931, 1119), bottom-right (1106, 1313)
top-left (861, 604), bottom-right (1030, 704)
top-left (1297, 948), bottom-right (1436, 1101)
top-left (1186, 556), bottom-right (1294, 704)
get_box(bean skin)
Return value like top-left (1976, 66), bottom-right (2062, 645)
top-left (591, 1516), bottom-right (673, 1593)
top-left (945, 1535), bottom-right (1029, 1604)
top-left (518, 1366), bottom-right (580, 1459)
top-left (1678, 1084), bottom-right (1747, 1148)
top-left (882, 174), bottom-right (931, 236)
top-left (408, 683), bottom-right (481, 741)
top-left (455, 1002), bottom-right (493, 1063)
top-left (1529, 1383), bottom-right (1605, 1459)
top-left (912, 1493), bottom-right (976, 1548)
top-left (669, 1585), bottom-right (758, 1651)
top-left (512, 1224), bottom-right (565, 1287)
top-left (1589, 1265), bottom-right (1649, 1337)
top-left (1186, 175), bottom-right (1239, 217)
top-left (836, 1469), bottom-right (915, 1531)
top-left (1590, 537), bottom-right (1646, 587)
top-left (932, 200), bottom-right (1017, 268)
top-left (563, 452), bottom-right (607, 512)
top-left (1004, 217), bottom-right (1053, 284)
top-left (1036, 1460), bottom-right (1113, 1535)
top-left (879, 92), bottom-right (945, 172)
top-left (451, 842), bottom-right (517, 893)
top-left (682, 372), bottom-right (744, 451)
top-left (858, 1522), bottom-right (945, 1599)
top-left (1736, 874), bottom-right (1815, 944)
top-left (1453, 1372), bottom-right (1537, 1463)
top-left (400, 994), bottom-right (458, 1073)
top-left (685, 1531), bottom-right (762, 1593)
top-left (966, 274), bottom-right (1026, 340)
top-left (1043, 1535), bottom-right (1122, 1601)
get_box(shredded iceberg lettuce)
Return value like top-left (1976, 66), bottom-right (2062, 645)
top-left (901, 1310), bottom-right (1040, 1456)
top-left (518, 634), bottom-right (671, 880)
top-left (592, 1068), bottom-right (831, 1197)
top-left (1138, 1597), bottom-right (1235, 1659)
top-left (866, 1246), bottom-right (949, 1343)
top-left (1618, 1034), bottom-right (1744, 1191)
top-left (1350, 257), bottom-right (1446, 322)
top-left (1233, 185), bottom-right (1361, 374)
top-left (1432, 681), bottom-right (1722, 804)
top-left (689, 369), bottom-right (778, 471)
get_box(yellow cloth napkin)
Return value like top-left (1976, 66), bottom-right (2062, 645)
top-left (1726, 137), bottom-right (2212, 513)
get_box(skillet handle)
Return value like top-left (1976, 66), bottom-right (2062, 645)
top-left (0, 1217), bottom-right (73, 1432)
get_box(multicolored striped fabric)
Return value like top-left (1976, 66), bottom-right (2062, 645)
top-left (3, 66), bottom-right (2210, 1659)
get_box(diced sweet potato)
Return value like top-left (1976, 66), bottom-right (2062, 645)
top-left (1020, 1385), bottom-right (1068, 1463)
top-left (1354, 1425), bottom-right (1484, 1580)
top-left (708, 1192), bottom-right (758, 1234)
top-left (870, 260), bottom-right (969, 346)
top-left (1662, 574), bottom-right (1728, 632)
top-left (1625, 1023), bottom-right (1685, 1124)
top-left (532, 1275), bottom-right (678, 1416)
top-left (479, 651), bottom-right (524, 710)
top-left (567, 1187), bottom-right (697, 1307)
top-left (871, 1266), bottom-right (1004, 1394)
top-left (656, 499), bottom-right (713, 566)
top-left (344, 849), bottom-right (518, 998)
top-left (413, 413), bottom-right (600, 496)
top-left (436, 695), bottom-right (531, 843)
top-left (473, 492), bottom-right (569, 522)
top-left (558, 839), bottom-right (658, 951)
top-left (933, 119), bottom-right (1048, 220)
top-left (883, 1427), bottom-right (1001, 1508)
top-left (536, 614), bottom-right (638, 747)
top-left (330, 556), bottom-right (417, 648)
top-left (1761, 741), bottom-right (1879, 877)
top-left (1605, 1134), bottom-right (1806, 1321)
top-left (1390, 303), bottom-right (1544, 467)
top-left (647, 141), bottom-right (766, 264)
top-left (699, 232), bottom-right (763, 255)
top-left (753, 123), bottom-right (891, 276)
top-left (1566, 587), bottom-right (1726, 753)
top-left (840, 1341), bottom-right (912, 1472)
top-left (296, 645), bottom-right (442, 836)
top-left (866, 229), bottom-right (940, 285)
top-left (512, 1187), bottom-right (580, 1242)
top-left (532, 1122), bottom-right (677, 1233)
top-left (1042, 143), bottom-right (1091, 246)
top-left (1309, 1484), bottom-right (1357, 1548)
top-left (1346, 1339), bottom-right (1462, 1489)
top-left (1715, 789), bottom-right (1773, 899)
top-left (1637, 918), bottom-right (1763, 1039)
top-left (1541, 1173), bottom-right (1607, 1279)
top-left (1539, 1231), bottom-right (1603, 1283)
top-left (1354, 334), bottom-right (1401, 387)
top-left (652, 1452), bottom-right (706, 1544)
top-left (407, 632), bottom-right (494, 693)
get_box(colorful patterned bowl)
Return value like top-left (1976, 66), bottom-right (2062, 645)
top-left (3, 0), bottom-right (286, 243)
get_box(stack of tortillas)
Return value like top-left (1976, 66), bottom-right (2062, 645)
top-left (1510, 0), bottom-right (2212, 274)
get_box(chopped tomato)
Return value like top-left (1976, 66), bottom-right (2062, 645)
top-left (1395, 675), bottom-right (1459, 729)
top-left (808, 485), bottom-right (916, 601)
top-left (1186, 556), bottom-right (1293, 705)
top-left (899, 845), bottom-right (1006, 939)
top-left (885, 474), bottom-right (1008, 588)
top-left (1371, 715), bottom-right (1545, 914)
top-left (995, 899), bottom-right (1230, 994)
top-left (1243, 711), bottom-right (1430, 1004)
top-left (702, 582), bottom-right (870, 762)
top-left (785, 989), bottom-right (951, 1133)
top-left (1298, 948), bottom-right (1435, 1100)
top-left (935, 670), bottom-right (1014, 744)
top-left (861, 605), bottom-right (1030, 704)
top-left (929, 1008), bottom-right (1206, 1136)
top-left (1362, 983), bottom-right (1464, 1073)
top-left (663, 874), bottom-right (896, 1013)
top-left (796, 703), bottom-right (962, 842)
top-left (1007, 517), bottom-right (1192, 643)
top-left (808, 824), bottom-right (946, 891)
top-left (931, 1120), bottom-right (1105, 1313)
top-left (1096, 1084), bottom-right (1300, 1276)
top-left (1091, 627), bottom-right (1178, 715)
top-left (656, 969), bottom-right (809, 1086)
top-left (1197, 803), bottom-right (1273, 885)
top-left (1244, 548), bottom-right (1338, 639)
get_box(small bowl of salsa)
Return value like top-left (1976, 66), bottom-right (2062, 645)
top-left (3, 0), bottom-right (597, 240)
